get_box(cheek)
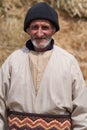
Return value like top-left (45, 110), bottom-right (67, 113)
top-left (46, 29), bottom-right (54, 35)
top-left (29, 31), bottom-right (36, 37)
top-left (46, 31), bottom-right (54, 37)
top-left (28, 29), bottom-right (36, 35)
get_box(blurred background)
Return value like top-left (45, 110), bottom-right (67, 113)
top-left (0, 0), bottom-right (87, 85)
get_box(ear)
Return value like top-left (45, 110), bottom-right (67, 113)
top-left (52, 28), bottom-right (56, 35)
top-left (26, 28), bottom-right (30, 34)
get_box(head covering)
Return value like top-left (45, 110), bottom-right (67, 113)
top-left (24, 2), bottom-right (60, 32)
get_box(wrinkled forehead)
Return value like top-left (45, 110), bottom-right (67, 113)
top-left (29, 19), bottom-right (55, 28)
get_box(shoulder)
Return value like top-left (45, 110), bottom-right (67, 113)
top-left (54, 45), bottom-right (74, 58)
top-left (8, 47), bottom-right (29, 59)
top-left (54, 45), bottom-right (79, 65)
top-left (10, 47), bottom-right (29, 57)
top-left (2, 47), bottom-right (29, 66)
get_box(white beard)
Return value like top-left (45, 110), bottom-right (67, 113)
top-left (31, 39), bottom-right (51, 49)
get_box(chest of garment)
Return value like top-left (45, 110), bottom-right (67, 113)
top-left (6, 46), bottom-right (73, 114)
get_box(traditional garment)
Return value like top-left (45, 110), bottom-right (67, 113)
top-left (0, 42), bottom-right (87, 130)
top-left (29, 50), bottom-right (53, 95)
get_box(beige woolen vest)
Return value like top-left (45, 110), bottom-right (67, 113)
top-left (29, 50), bottom-right (53, 95)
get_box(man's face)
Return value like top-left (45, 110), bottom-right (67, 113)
top-left (27, 19), bottom-right (55, 49)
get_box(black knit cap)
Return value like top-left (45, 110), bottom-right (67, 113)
top-left (24, 2), bottom-right (60, 32)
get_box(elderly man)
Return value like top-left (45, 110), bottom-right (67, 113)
top-left (0, 2), bottom-right (87, 130)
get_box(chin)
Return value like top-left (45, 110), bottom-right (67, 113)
top-left (32, 40), bottom-right (51, 49)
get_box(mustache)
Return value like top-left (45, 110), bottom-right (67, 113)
top-left (33, 36), bottom-right (47, 39)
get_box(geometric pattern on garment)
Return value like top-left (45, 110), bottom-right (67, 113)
top-left (7, 110), bottom-right (72, 130)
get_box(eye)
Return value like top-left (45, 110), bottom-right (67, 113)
top-left (42, 26), bottom-right (49, 30)
top-left (30, 25), bottom-right (38, 30)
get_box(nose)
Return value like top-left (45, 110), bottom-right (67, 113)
top-left (37, 27), bottom-right (43, 37)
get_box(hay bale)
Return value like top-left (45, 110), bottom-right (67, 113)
top-left (57, 0), bottom-right (87, 18)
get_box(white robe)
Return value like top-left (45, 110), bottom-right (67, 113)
top-left (0, 45), bottom-right (87, 130)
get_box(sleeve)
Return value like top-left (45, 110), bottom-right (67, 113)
top-left (71, 57), bottom-right (87, 130)
top-left (0, 58), bottom-right (11, 130)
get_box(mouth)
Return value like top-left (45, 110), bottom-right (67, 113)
top-left (34, 36), bottom-right (46, 40)
top-left (35, 37), bottom-right (46, 40)
top-left (34, 38), bottom-right (46, 43)
top-left (31, 38), bottom-right (51, 49)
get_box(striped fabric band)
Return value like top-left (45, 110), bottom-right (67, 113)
top-left (7, 110), bottom-right (72, 130)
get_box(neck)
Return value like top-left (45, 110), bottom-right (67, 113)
top-left (34, 44), bottom-right (51, 52)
